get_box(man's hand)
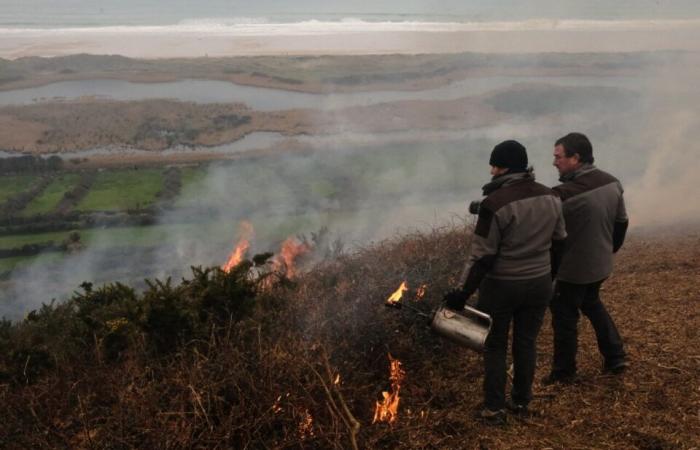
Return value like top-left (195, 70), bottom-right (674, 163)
top-left (443, 289), bottom-right (469, 310)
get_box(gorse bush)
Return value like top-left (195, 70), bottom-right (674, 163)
top-left (0, 260), bottom-right (264, 384)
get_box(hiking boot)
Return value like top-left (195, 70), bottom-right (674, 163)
top-left (603, 360), bottom-right (629, 374)
top-left (475, 408), bottom-right (507, 426)
top-left (542, 371), bottom-right (577, 385)
top-left (505, 399), bottom-right (530, 417)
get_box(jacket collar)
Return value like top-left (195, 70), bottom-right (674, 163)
top-left (482, 170), bottom-right (534, 196)
top-left (559, 163), bottom-right (596, 183)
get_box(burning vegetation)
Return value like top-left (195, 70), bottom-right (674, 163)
top-left (385, 280), bottom-right (409, 306)
top-left (373, 353), bottom-right (406, 424)
top-left (221, 221), bottom-right (313, 280)
top-left (221, 220), bottom-right (254, 272)
top-left (1, 225), bottom-right (699, 449)
top-left (272, 236), bottom-right (312, 279)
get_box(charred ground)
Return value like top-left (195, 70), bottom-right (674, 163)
top-left (1, 224), bottom-right (699, 449)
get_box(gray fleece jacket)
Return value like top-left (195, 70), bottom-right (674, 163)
top-left (463, 171), bottom-right (567, 296)
top-left (553, 164), bottom-right (629, 284)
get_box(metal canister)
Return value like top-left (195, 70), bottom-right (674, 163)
top-left (431, 305), bottom-right (492, 352)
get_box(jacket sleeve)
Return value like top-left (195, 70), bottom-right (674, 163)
top-left (613, 220), bottom-right (628, 253)
top-left (550, 198), bottom-right (567, 277)
top-left (462, 206), bottom-right (500, 296)
top-left (613, 189), bottom-right (628, 253)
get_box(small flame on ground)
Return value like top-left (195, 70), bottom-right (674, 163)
top-left (334, 374), bottom-right (341, 385)
top-left (298, 408), bottom-right (315, 440)
top-left (416, 284), bottom-right (428, 300)
top-left (273, 237), bottom-right (312, 279)
top-left (222, 220), bottom-right (254, 272)
top-left (386, 281), bottom-right (408, 305)
top-left (372, 353), bottom-right (406, 424)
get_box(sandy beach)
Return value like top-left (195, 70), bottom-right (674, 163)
top-left (2, 20), bottom-right (700, 59)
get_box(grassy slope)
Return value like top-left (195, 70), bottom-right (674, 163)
top-left (272, 228), bottom-right (700, 448)
top-left (2, 227), bottom-right (698, 449)
top-left (272, 229), bottom-right (700, 449)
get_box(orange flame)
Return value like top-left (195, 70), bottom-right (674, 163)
top-left (386, 281), bottom-right (408, 306)
top-left (416, 284), bottom-right (427, 300)
top-left (273, 237), bottom-right (312, 278)
top-left (372, 353), bottom-right (405, 424)
top-left (222, 220), bottom-right (254, 272)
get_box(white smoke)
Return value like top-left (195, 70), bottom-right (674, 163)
top-left (623, 53), bottom-right (700, 228)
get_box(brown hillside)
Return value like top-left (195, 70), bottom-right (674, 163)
top-left (2, 225), bottom-right (699, 449)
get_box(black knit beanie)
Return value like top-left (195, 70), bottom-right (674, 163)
top-left (489, 140), bottom-right (528, 172)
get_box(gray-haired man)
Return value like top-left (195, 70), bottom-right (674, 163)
top-left (546, 132), bottom-right (629, 384)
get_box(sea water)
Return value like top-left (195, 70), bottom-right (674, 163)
top-left (1, 0), bottom-right (699, 29)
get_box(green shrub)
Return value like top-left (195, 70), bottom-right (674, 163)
top-left (141, 277), bottom-right (197, 354)
top-left (73, 281), bottom-right (142, 361)
top-left (187, 263), bottom-right (257, 324)
top-left (1, 260), bottom-right (264, 383)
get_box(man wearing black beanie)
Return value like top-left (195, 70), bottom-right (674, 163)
top-left (443, 139), bottom-right (566, 424)
top-left (488, 140), bottom-right (529, 173)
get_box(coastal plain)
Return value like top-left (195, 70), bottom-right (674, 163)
top-left (1, 49), bottom-right (698, 318)
top-left (0, 52), bottom-right (659, 163)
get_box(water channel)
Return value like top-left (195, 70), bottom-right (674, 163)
top-left (0, 75), bottom-right (644, 111)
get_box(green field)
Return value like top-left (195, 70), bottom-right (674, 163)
top-left (0, 217), bottom-right (312, 254)
top-left (179, 165), bottom-right (208, 189)
top-left (0, 174), bottom-right (38, 203)
top-left (175, 166), bottom-right (209, 207)
top-left (82, 218), bottom-right (320, 252)
top-left (77, 168), bottom-right (164, 211)
top-left (0, 255), bottom-right (33, 273)
top-left (0, 252), bottom-right (64, 273)
top-left (0, 230), bottom-right (72, 250)
top-left (21, 173), bottom-right (82, 216)
top-left (0, 141), bottom-right (486, 275)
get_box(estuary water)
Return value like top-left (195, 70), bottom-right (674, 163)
top-left (0, 75), bottom-right (643, 110)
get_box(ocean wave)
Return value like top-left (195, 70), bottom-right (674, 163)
top-left (2, 18), bottom-right (700, 36)
top-left (176, 17), bottom-right (270, 26)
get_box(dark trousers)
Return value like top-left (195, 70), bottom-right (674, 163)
top-left (550, 279), bottom-right (626, 375)
top-left (477, 275), bottom-right (551, 410)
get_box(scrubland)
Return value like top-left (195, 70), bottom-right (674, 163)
top-left (1, 224), bottom-right (698, 449)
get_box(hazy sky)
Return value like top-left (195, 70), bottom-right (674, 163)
top-left (221, 0), bottom-right (700, 18)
